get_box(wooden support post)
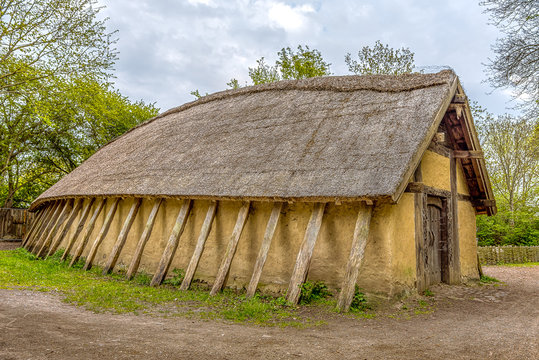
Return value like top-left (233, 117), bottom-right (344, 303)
top-left (448, 154), bottom-right (461, 284)
top-left (61, 199), bottom-right (95, 261)
top-left (102, 198), bottom-right (142, 275)
top-left (22, 209), bottom-right (45, 247)
top-left (36, 200), bottom-right (73, 258)
top-left (246, 202), bottom-right (282, 297)
top-left (46, 199), bottom-right (83, 258)
top-left (286, 202), bottom-right (325, 304)
top-left (31, 201), bottom-right (62, 254)
top-left (69, 199), bottom-right (106, 267)
top-left (180, 201), bottom-right (217, 290)
top-left (336, 203), bottom-right (373, 312)
top-left (126, 198), bottom-right (162, 280)
top-left (150, 200), bottom-right (192, 286)
top-left (83, 198), bottom-right (120, 271)
top-left (413, 163), bottom-right (428, 293)
top-left (210, 202), bottom-right (250, 296)
top-left (26, 203), bottom-right (55, 251)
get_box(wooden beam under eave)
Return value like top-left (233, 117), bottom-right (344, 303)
top-left (102, 198), bottom-right (142, 275)
top-left (36, 199), bottom-right (73, 258)
top-left (336, 202), bottom-right (373, 312)
top-left (26, 202), bottom-right (56, 251)
top-left (246, 202), bottom-right (282, 298)
top-left (69, 198), bottom-right (106, 267)
top-left (453, 150), bottom-right (483, 159)
top-left (126, 198), bottom-right (163, 280)
top-left (31, 201), bottom-right (63, 254)
top-left (61, 198), bottom-right (95, 261)
top-left (150, 200), bottom-right (192, 286)
top-left (286, 202), bottom-right (326, 304)
top-left (46, 199), bottom-right (84, 258)
top-left (22, 208), bottom-right (46, 248)
top-left (180, 200), bottom-right (218, 291)
top-left (83, 198), bottom-right (120, 271)
top-left (210, 201), bottom-right (250, 296)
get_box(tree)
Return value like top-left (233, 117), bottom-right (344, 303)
top-left (0, 0), bottom-right (117, 95)
top-left (480, 0), bottom-right (539, 117)
top-left (248, 45), bottom-right (331, 85)
top-left (345, 40), bottom-right (415, 75)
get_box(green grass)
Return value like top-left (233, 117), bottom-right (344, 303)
top-left (0, 248), bottom-right (306, 326)
top-left (498, 262), bottom-right (539, 267)
top-left (480, 275), bottom-right (500, 283)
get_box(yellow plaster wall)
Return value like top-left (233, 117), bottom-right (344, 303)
top-left (459, 200), bottom-right (479, 280)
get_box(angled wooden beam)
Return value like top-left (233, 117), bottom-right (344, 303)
top-left (25, 203), bottom-right (55, 250)
top-left (36, 200), bottom-right (73, 258)
top-left (126, 198), bottom-right (162, 280)
top-left (180, 201), bottom-right (217, 290)
top-left (69, 198), bottom-right (106, 267)
top-left (30, 201), bottom-right (62, 254)
top-left (150, 200), bottom-right (192, 286)
top-left (22, 208), bottom-right (46, 248)
top-left (336, 202), bottom-right (373, 312)
top-left (61, 198), bottom-right (95, 261)
top-left (246, 202), bottom-right (282, 297)
top-left (102, 198), bottom-right (142, 275)
top-left (46, 199), bottom-right (84, 258)
top-left (453, 150), bottom-right (483, 159)
top-left (83, 198), bottom-right (120, 271)
top-left (210, 202), bottom-right (250, 296)
top-left (286, 202), bottom-right (325, 304)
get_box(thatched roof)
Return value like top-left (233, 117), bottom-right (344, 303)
top-left (34, 70), bottom-right (461, 207)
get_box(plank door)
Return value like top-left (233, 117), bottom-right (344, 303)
top-left (425, 197), bottom-right (443, 286)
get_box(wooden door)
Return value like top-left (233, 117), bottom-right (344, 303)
top-left (425, 198), bottom-right (442, 286)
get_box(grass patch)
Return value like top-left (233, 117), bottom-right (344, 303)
top-left (0, 248), bottom-right (305, 326)
top-left (480, 275), bottom-right (500, 284)
top-left (498, 262), bottom-right (539, 267)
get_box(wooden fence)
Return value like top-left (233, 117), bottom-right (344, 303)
top-left (478, 246), bottom-right (539, 265)
top-left (0, 208), bottom-right (34, 240)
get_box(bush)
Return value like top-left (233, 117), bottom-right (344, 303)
top-left (299, 281), bottom-right (332, 304)
top-left (349, 286), bottom-right (371, 312)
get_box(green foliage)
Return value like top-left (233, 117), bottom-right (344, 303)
top-left (299, 281), bottom-right (332, 304)
top-left (345, 40), bottom-right (415, 75)
top-left (480, 275), bottom-right (500, 283)
top-left (423, 289), bottom-right (434, 297)
top-left (163, 268), bottom-right (185, 287)
top-left (248, 45), bottom-right (331, 85)
top-left (349, 286), bottom-right (371, 312)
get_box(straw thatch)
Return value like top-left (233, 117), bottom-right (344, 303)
top-left (33, 70), bottom-right (458, 208)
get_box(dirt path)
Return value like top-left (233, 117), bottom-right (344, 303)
top-left (0, 261), bottom-right (537, 359)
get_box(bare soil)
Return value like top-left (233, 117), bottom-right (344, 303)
top-left (0, 245), bottom-right (537, 359)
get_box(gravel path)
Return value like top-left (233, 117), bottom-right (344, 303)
top-left (0, 248), bottom-right (537, 359)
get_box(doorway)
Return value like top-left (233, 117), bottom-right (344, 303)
top-left (424, 196), bottom-right (449, 286)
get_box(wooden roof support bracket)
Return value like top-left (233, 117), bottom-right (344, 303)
top-left (83, 198), bottom-right (121, 271)
top-left (150, 199), bottom-right (192, 286)
top-left (102, 198), bottom-right (142, 275)
top-left (453, 150), bottom-right (483, 159)
top-left (180, 200), bottom-right (218, 291)
top-left (69, 198), bottom-right (107, 267)
top-left (46, 199), bottom-right (84, 258)
top-left (61, 198), bottom-right (95, 261)
top-left (246, 202), bottom-right (283, 297)
top-left (286, 202), bottom-right (326, 304)
top-left (126, 198), bottom-right (163, 280)
top-left (337, 202), bottom-right (373, 312)
top-left (37, 199), bottom-right (73, 258)
top-left (30, 201), bottom-right (62, 254)
top-left (210, 201), bottom-right (250, 296)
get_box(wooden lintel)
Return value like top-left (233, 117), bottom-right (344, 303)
top-left (180, 201), bottom-right (218, 291)
top-left (246, 202), bottom-right (283, 297)
top-left (336, 203), bottom-right (373, 312)
top-left (150, 200), bottom-right (192, 286)
top-left (69, 198), bottom-right (106, 267)
top-left (83, 198), bottom-right (120, 271)
top-left (286, 202), bottom-right (326, 304)
top-left (126, 198), bottom-right (162, 280)
top-left (102, 198), bottom-right (142, 275)
top-left (210, 201), bottom-right (251, 295)
top-left (453, 150), bottom-right (483, 159)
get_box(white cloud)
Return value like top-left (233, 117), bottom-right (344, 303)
top-left (267, 2), bottom-right (315, 32)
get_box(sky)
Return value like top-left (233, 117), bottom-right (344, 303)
top-left (99, 0), bottom-right (515, 116)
